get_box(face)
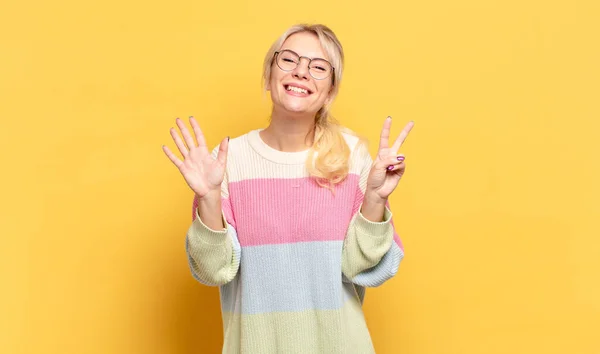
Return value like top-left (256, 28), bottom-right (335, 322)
top-left (267, 32), bottom-right (335, 116)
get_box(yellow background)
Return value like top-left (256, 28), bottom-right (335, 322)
top-left (1, 0), bottom-right (599, 353)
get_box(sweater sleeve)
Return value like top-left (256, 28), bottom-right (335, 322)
top-left (185, 147), bottom-right (241, 287)
top-left (341, 142), bottom-right (404, 287)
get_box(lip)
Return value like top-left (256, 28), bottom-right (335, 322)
top-left (283, 82), bottom-right (313, 95)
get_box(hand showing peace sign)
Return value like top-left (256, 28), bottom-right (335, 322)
top-left (365, 117), bottom-right (414, 203)
top-left (162, 117), bottom-right (229, 200)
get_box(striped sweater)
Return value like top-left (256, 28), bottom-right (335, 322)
top-left (185, 129), bottom-right (404, 353)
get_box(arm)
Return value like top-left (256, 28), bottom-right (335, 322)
top-left (163, 117), bottom-right (241, 287)
top-left (185, 147), bottom-right (241, 287)
top-left (341, 141), bottom-right (404, 287)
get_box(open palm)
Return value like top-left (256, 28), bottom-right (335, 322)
top-left (162, 117), bottom-right (229, 198)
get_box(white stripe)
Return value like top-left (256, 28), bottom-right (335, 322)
top-left (211, 129), bottom-right (371, 183)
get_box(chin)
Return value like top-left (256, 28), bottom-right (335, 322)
top-left (284, 104), bottom-right (309, 113)
top-left (280, 98), bottom-right (317, 114)
top-left (284, 104), bottom-right (321, 117)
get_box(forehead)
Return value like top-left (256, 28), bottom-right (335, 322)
top-left (280, 32), bottom-right (329, 61)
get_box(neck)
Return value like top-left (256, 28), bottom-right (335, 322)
top-left (260, 107), bottom-right (317, 152)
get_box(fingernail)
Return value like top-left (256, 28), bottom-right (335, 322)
top-left (387, 165), bottom-right (394, 171)
top-left (397, 155), bottom-right (405, 161)
top-left (189, 116), bottom-right (194, 119)
top-left (387, 116), bottom-right (392, 120)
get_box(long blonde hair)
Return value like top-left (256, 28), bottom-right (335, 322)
top-left (262, 24), bottom-right (352, 190)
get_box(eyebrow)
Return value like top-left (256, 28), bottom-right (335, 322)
top-left (280, 48), bottom-right (330, 62)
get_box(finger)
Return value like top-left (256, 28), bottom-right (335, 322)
top-left (391, 121), bottom-right (415, 152)
top-left (382, 154), bottom-right (406, 167)
top-left (216, 136), bottom-right (229, 167)
top-left (189, 116), bottom-right (208, 149)
top-left (162, 145), bottom-right (184, 169)
top-left (378, 116), bottom-right (392, 150)
top-left (176, 118), bottom-right (196, 150)
top-left (170, 127), bottom-right (189, 158)
top-left (385, 161), bottom-right (405, 172)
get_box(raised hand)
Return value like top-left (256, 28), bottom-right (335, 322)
top-left (162, 117), bottom-right (229, 199)
top-left (365, 117), bottom-right (414, 203)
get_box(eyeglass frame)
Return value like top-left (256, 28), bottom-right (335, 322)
top-left (273, 49), bottom-right (336, 84)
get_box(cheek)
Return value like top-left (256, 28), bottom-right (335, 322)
top-left (266, 75), bottom-right (277, 91)
top-left (267, 67), bottom-right (283, 91)
top-left (317, 79), bottom-right (332, 92)
top-left (315, 83), bottom-right (332, 102)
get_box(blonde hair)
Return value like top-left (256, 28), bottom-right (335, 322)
top-left (262, 24), bottom-right (353, 190)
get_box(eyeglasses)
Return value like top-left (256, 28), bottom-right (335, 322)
top-left (274, 49), bottom-right (335, 82)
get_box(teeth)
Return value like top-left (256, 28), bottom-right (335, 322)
top-left (287, 85), bottom-right (308, 94)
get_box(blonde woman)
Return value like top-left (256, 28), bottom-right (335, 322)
top-left (163, 23), bottom-right (414, 353)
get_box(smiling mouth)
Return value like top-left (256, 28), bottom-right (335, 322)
top-left (284, 85), bottom-right (312, 95)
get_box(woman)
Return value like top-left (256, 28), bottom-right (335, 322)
top-left (163, 23), bottom-right (414, 353)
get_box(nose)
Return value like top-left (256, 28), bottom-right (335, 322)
top-left (292, 57), bottom-right (310, 81)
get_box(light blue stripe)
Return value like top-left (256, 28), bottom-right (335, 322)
top-left (341, 281), bottom-right (364, 304)
top-left (350, 242), bottom-right (404, 287)
top-left (218, 240), bottom-right (403, 314)
top-left (225, 241), bottom-right (350, 314)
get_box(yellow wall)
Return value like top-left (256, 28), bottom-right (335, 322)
top-left (2, 0), bottom-right (599, 353)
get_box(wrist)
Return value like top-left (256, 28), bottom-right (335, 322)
top-left (364, 191), bottom-right (387, 206)
top-left (196, 190), bottom-right (224, 230)
top-left (360, 192), bottom-right (387, 223)
top-left (197, 189), bottom-right (221, 203)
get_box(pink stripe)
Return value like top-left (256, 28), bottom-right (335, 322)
top-left (229, 175), bottom-right (359, 246)
top-left (392, 221), bottom-right (403, 251)
top-left (191, 174), bottom-right (403, 251)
